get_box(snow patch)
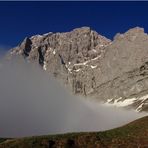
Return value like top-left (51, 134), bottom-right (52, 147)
top-left (105, 97), bottom-right (137, 107)
top-left (105, 94), bottom-right (148, 112)
top-left (65, 64), bottom-right (72, 73)
top-left (92, 49), bottom-right (97, 53)
top-left (68, 68), bottom-right (72, 73)
top-left (91, 55), bottom-right (101, 61)
top-left (135, 94), bottom-right (148, 112)
top-left (43, 61), bottom-right (47, 71)
top-left (75, 69), bottom-right (81, 72)
top-left (74, 62), bottom-right (87, 66)
top-left (53, 50), bottom-right (56, 55)
top-left (106, 98), bottom-right (113, 103)
top-left (138, 94), bottom-right (148, 102)
top-left (73, 55), bottom-right (101, 67)
top-left (136, 103), bottom-right (144, 112)
top-left (91, 65), bottom-right (97, 69)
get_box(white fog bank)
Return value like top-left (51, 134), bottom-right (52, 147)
top-left (0, 58), bottom-right (146, 138)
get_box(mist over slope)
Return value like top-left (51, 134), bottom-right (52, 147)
top-left (0, 48), bottom-right (7, 59)
top-left (1, 116), bottom-right (148, 148)
top-left (0, 58), bottom-right (146, 137)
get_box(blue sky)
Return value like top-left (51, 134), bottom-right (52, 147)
top-left (0, 1), bottom-right (148, 50)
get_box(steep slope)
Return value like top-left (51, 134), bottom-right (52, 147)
top-left (0, 116), bottom-right (148, 148)
top-left (7, 26), bottom-right (148, 112)
top-left (91, 27), bottom-right (148, 112)
top-left (8, 27), bottom-right (111, 94)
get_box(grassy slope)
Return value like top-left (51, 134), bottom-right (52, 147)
top-left (0, 116), bottom-right (148, 148)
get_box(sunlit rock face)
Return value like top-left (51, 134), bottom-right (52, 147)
top-left (91, 27), bottom-right (148, 112)
top-left (8, 26), bottom-right (148, 112)
top-left (8, 27), bottom-right (111, 96)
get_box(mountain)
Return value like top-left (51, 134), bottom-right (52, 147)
top-left (7, 26), bottom-right (148, 112)
top-left (0, 116), bottom-right (148, 147)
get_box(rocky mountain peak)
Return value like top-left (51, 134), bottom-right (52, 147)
top-left (125, 26), bottom-right (144, 34)
top-left (114, 27), bottom-right (146, 41)
top-left (10, 27), bottom-right (111, 65)
top-left (7, 27), bottom-right (148, 112)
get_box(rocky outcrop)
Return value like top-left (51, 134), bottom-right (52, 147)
top-left (8, 26), bottom-right (148, 112)
top-left (9, 27), bottom-right (111, 93)
top-left (89, 27), bottom-right (148, 112)
top-left (98, 27), bottom-right (148, 85)
top-left (91, 61), bottom-right (148, 112)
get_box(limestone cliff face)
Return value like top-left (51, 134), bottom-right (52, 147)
top-left (9, 27), bottom-right (111, 95)
top-left (8, 26), bottom-right (148, 112)
top-left (91, 27), bottom-right (148, 112)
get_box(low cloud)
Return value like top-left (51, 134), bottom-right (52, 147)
top-left (0, 45), bottom-right (11, 58)
top-left (0, 58), bottom-right (146, 138)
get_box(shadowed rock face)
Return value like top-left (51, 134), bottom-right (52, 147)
top-left (8, 26), bottom-right (148, 112)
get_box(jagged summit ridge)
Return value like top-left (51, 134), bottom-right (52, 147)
top-left (8, 26), bottom-right (148, 112)
top-left (114, 27), bottom-right (146, 40)
top-left (10, 26), bottom-right (111, 64)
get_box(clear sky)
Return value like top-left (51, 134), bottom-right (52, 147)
top-left (0, 1), bottom-right (148, 49)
